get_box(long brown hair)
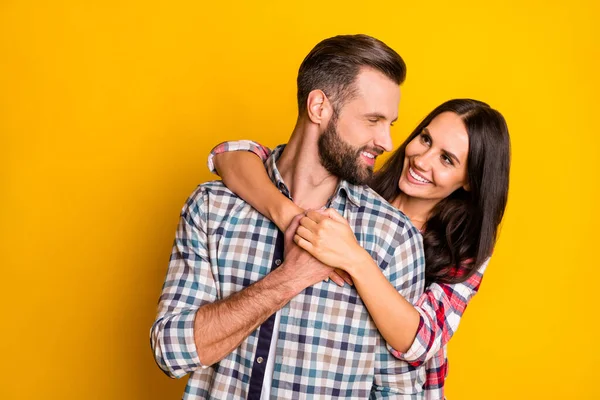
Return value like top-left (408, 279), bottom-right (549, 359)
top-left (371, 99), bottom-right (511, 284)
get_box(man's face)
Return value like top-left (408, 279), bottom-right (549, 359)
top-left (318, 68), bottom-right (400, 185)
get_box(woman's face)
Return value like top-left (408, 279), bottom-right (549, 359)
top-left (398, 112), bottom-right (470, 203)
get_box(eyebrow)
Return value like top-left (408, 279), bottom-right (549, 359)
top-left (365, 113), bottom-right (398, 123)
top-left (423, 127), bottom-right (461, 165)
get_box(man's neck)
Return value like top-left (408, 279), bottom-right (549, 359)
top-left (276, 119), bottom-right (339, 210)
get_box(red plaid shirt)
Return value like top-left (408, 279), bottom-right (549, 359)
top-left (208, 140), bottom-right (489, 400)
top-left (389, 261), bottom-right (487, 399)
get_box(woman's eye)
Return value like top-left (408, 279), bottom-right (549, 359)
top-left (442, 155), bottom-right (453, 165)
top-left (420, 133), bottom-right (431, 145)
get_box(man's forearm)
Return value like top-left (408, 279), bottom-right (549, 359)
top-left (193, 264), bottom-right (306, 366)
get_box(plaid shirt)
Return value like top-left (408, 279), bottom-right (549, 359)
top-left (152, 144), bottom-right (426, 399)
top-left (208, 141), bottom-right (489, 400)
top-left (392, 261), bottom-right (488, 400)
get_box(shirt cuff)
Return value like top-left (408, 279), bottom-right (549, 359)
top-left (206, 140), bottom-right (270, 175)
top-left (207, 141), bottom-right (228, 175)
top-left (158, 309), bottom-right (202, 378)
top-left (388, 311), bottom-right (429, 365)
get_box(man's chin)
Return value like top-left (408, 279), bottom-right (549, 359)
top-left (343, 170), bottom-right (373, 185)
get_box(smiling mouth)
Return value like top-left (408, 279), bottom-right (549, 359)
top-left (361, 151), bottom-right (376, 160)
top-left (408, 167), bottom-right (431, 184)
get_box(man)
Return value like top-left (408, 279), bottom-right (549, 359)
top-left (151, 34), bottom-right (425, 399)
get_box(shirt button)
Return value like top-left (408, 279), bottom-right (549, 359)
top-left (256, 356), bottom-right (264, 364)
top-left (275, 259), bottom-right (282, 266)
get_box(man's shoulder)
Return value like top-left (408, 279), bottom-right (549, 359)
top-left (180, 180), bottom-right (244, 218)
top-left (354, 186), bottom-right (413, 225)
top-left (196, 179), bottom-right (233, 197)
top-left (351, 186), bottom-right (421, 241)
top-left (346, 186), bottom-right (424, 281)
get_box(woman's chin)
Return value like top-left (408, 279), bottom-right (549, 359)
top-left (399, 180), bottom-right (434, 201)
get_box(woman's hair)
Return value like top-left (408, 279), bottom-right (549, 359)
top-left (371, 99), bottom-right (511, 284)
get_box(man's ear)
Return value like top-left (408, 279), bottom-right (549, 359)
top-left (306, 90), bottom-right (333, 125)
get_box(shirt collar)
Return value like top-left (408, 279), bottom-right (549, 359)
top-left (265, 145), bottom-right (291, 198)
top-left (266, 144), bottom-right (364, 207)
top-left (334, 179), bottom-right (363, 208)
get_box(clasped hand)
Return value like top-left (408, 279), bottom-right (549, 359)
top-left (286, 209), bottom-right (371, 287)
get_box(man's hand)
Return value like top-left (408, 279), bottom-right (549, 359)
top-left (281, 214), bottom-right (334, 288)
top-left (293, 209), bottom-right (371, 278)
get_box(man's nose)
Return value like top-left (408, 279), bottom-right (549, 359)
top-left (374, 128), bottom-right (393, 153)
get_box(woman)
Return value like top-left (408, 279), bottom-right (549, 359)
top-left (207, 99), bottom-right (510, 399)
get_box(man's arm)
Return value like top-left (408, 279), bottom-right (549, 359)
top-left (150, 200), bottom-right (331, 376)
top-left (192, 261), bottom-right (310, 366)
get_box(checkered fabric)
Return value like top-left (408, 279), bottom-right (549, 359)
top-left (151, 144), bottom-right (426, 399)
top-left (393, 261), bottom-right (488, 400)
top-left (208, 141), bottom-right (490, 400)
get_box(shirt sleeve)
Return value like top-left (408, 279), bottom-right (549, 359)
top-left (387, 225), bottom-right (426, 305)
top-left (390, 257), bottom-right (491, 366)
top-left (207, 140), bottom-right (272, 175)
top-left (371, 224), bottom-right (427, 396)
top-left (150, 188), bottom-right (218, 378)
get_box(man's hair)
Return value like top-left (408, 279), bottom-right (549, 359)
top-left (296, 34), bottom-right (407, 113)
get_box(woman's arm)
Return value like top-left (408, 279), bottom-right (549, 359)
top-left (295, 210), bottom-right (420, 351)
top-left (294, 209), bottom-right (488, 360)
top-left (207, 140), bottom-right (351, 286)
top-left (213, 153), bottom-right (302, 232)
top-left (208, 140), bottom-right (302, 231)
top-left (390, 261), bottom-right (487, 365)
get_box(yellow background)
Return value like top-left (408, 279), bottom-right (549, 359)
top-left (1, 1), bottom-right (598, 399)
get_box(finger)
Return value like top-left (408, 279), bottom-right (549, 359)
top-left (306, 210), bottom-right (328, 224)
top-left (299, 215), bottom-right (319, 233)
top-left (329, 271), bottom-right (345, 287)
top-left (294, 234), bottom-right (314, 253)
top-left (287, 213), bottom-right (303, 233)
top-left (285, 214), bottom-right (304, 242)
top-left (335, 268), bottom-right (354, 286)
top-left (323, 208), bottom-right (346, 223)
top-left (296, 225), bottom-right (315, 243)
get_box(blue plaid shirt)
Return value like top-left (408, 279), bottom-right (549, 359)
top-left (151, 145), bottom-right (426, 399)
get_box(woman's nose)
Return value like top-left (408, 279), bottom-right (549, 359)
top-left (413, 153), bottom-right (429, 171)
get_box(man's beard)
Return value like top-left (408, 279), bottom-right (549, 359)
top-left (317, 117), bottom-right (375, 185)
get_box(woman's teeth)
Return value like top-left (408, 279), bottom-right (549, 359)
top-left (409, 167), bottom-right (431, 183)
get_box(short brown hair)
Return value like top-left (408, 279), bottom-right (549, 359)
top-left (297, 34), bottom-right (407, 113)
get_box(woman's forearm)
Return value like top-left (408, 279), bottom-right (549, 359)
top-left (293, 209), bottom-right (421, 344)
top-left (213, 151), bottom-right (302, 231)
top-left (348, 256), bottom-right (421, 352)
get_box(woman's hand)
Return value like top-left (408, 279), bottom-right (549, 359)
top-left (278, 206), bottom-right (353, 287)
top-left (293, 209), bottom-right (372, 278)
